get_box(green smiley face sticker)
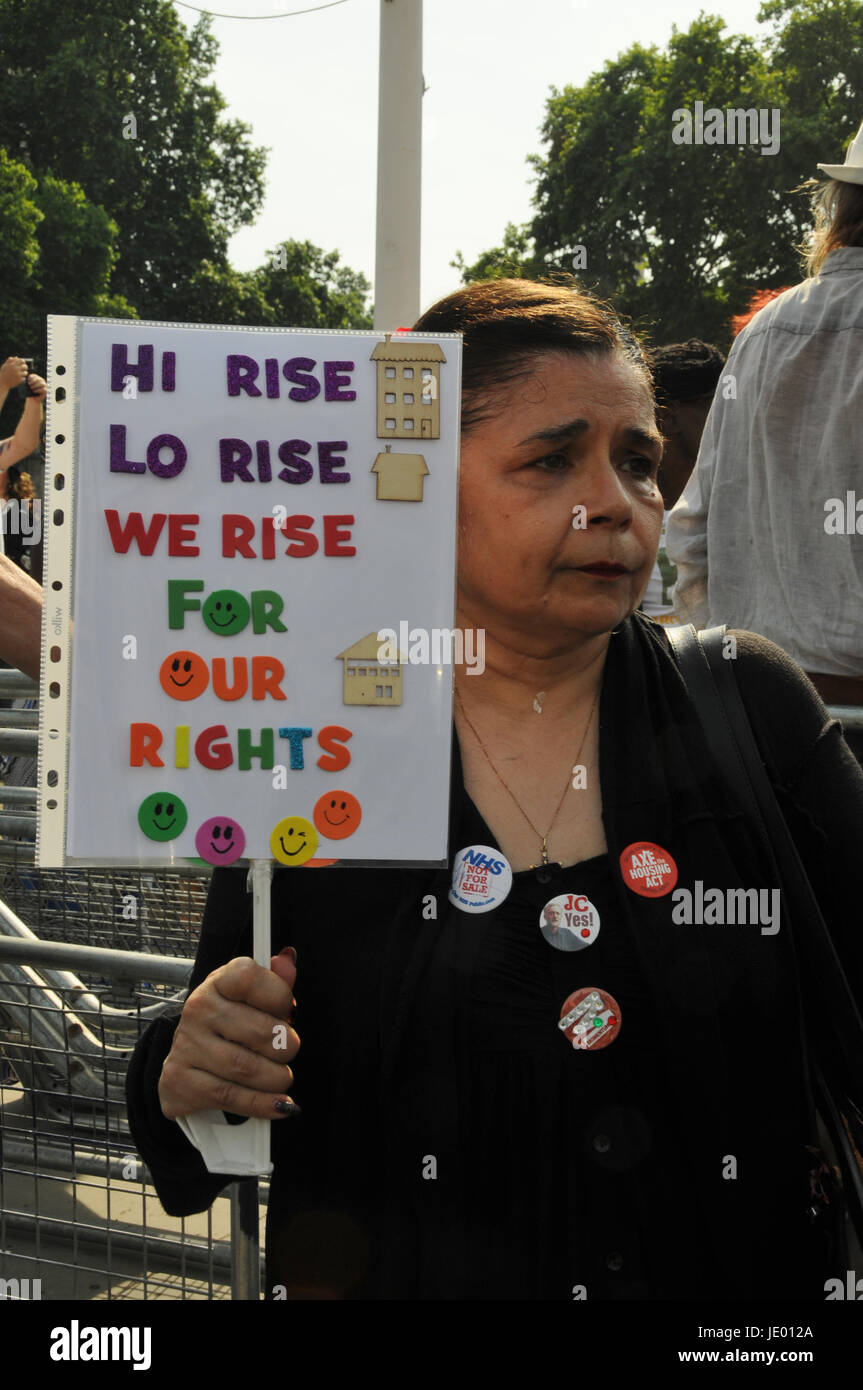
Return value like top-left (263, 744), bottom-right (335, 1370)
top-left (202, 589), bottom-right (251, 636)
top-left (138, 792), bottom-right (188, 842)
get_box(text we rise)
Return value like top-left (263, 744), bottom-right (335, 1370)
top-left (104, 510), bottom-right (356, 560)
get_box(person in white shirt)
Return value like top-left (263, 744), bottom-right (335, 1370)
top-left (667, 119), bottom-right (863, 753)
top-left (640, 340), bottom-right (725, 627)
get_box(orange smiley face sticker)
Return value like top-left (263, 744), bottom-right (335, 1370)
top-left (313, 790), bottom-right (362, 841)
top-left (159, 650), bottom-right (209, 701)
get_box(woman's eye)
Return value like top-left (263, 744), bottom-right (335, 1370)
top-left (622, 455), bottom-right (656, 478)
top-left (531, 452), bottom-right (571, 473)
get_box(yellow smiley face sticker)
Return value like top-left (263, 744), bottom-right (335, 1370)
top-left (270, 815), bottom-right (318, 867)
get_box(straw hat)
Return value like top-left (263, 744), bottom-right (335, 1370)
top-left (818, 116), bottom-right (863, 184)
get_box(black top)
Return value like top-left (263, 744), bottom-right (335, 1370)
top-left (125, 615), bottom-right (863, 1300)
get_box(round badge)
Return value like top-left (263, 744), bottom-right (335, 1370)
top-left (448, 844), bottom-right (513, 914)
top-left (558, 987), bottom-right (621, 1051)
top-left (540, 893), bottom-right (600, 951)
top-left (619, 841), bottom-right (678, 897)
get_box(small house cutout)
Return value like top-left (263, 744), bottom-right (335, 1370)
top-left (370, 334), bottom-right (446, 439)
top-left (336, 633), bottom-right (406, 706)
top-left (371, 444), bottom-right (429, 502)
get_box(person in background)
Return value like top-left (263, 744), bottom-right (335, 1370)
top-left (667, 118), bottom-right (863, 757)
top-left (639, 340), bottom-right (725, 626)
top-left (0, 361), bottom-right (46, 560)
top-left (0, 359), bottom-right (45, 677)
top-left (729, 287), bottom-right (791, 340)
top-left (2, 465), bottom-right (43, 582)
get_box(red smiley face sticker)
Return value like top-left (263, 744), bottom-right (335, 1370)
top-left (313, 790), bottom-right (362, 841)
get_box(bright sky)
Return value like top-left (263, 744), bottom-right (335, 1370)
top-left (178, 0), bottom-right (770, 312)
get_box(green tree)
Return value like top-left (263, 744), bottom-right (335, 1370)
top-left (0, 152), bottom-right (135, 359)
top-left (452, 223), bottom-right (544, 283)
top-left (32, 175), bottom-right (136, 322)
top-left (457, 0), bottom-right (863, 347)
top-left (0, 149), bottom-right (43, 346)
top-left (251, 242), bottom-right (373, 329)
top-left (0, 0), bottom-right (372, 336)
top-left (0, 0), bottom-right (267, 322)
top-left (174, 242), bottom-right (372, 329)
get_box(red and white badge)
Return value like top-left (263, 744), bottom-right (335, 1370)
top-left (558, 987), bottom-right (621, 1051)
top-left (540, 893), bottom-right (600, 951)
top-left (619, 841), bottom-right (678, 897)
top-left (449, 844), bottom-right (513, 914)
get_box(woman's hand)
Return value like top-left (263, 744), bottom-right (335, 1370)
top-left (158, 948), bottom-right (300, 1121)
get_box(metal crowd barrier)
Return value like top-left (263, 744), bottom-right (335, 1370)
top-left (0, 670), bottom-right (264, 1300)
top-left (0, 908), bottom-right (265, 1300)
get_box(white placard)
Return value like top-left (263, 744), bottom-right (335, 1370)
top-left (38, 318), bottom-right (462, 868)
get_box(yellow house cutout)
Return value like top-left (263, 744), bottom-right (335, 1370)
top-left (371, 444), bottom-right (429, 502)
top-left (370, 333), bottom-right (446, 440)
top-left (336, 633), bottom-right (406, 706)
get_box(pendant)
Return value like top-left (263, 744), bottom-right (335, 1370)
top-left (530, 839), bottom-right (550, 871)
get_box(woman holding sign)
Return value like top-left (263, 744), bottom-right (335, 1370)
top-left (127, 280), bottom-right (863, 1301)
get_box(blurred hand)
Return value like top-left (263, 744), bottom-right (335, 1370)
top-left (158, 948), bottom-right (299, 1121)
top-left (0, 357), bottom-right (28, 391)
top-left (24, 374), bottom-right (47, 402)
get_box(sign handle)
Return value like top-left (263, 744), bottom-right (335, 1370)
top-left (176, 859), bottom-right (274, 1176)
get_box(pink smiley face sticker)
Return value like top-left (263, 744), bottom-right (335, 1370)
top-left (195, 816), bottom-right (246, 865)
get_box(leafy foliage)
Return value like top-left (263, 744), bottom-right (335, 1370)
top-left (0, 0), bottom-right (371, 364)
top-left (456, 0), bottom-right (863, 348)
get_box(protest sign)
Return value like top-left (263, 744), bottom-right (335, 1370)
top-left (38, 318), bottom-right (462, 870)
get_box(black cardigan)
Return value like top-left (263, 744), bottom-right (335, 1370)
top-left (125, 614), bottom-right (863, 1299)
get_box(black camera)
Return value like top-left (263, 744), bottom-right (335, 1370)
top-left (15, 358), bottom-right (37, 399)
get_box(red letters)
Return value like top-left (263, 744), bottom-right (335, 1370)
top-left (105, 510), bottom-right (200, 556)
top-left (316, 725), bottom-right (353, 772)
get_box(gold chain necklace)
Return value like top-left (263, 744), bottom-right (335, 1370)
top-left (454, 685), bottom-right (601, 867)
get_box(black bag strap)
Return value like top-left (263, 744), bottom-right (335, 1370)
top-left (666, 623), bottom-right (863, 1095)
top-left (667, 623), bottom-right (863, 1235)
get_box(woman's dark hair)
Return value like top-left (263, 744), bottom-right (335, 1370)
top-left (412, 278), bottom-right (653, 434)
top-left (649, 338), bottom-right (726, 405)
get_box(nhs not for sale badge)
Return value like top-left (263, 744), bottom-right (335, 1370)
top-left (38, 318), bottom-right (462, 868)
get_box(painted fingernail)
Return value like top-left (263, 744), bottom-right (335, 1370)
top-left (273, 1099), bottom-right (301, 1115)
top-left (277, 946), bottom-right (297, 963)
